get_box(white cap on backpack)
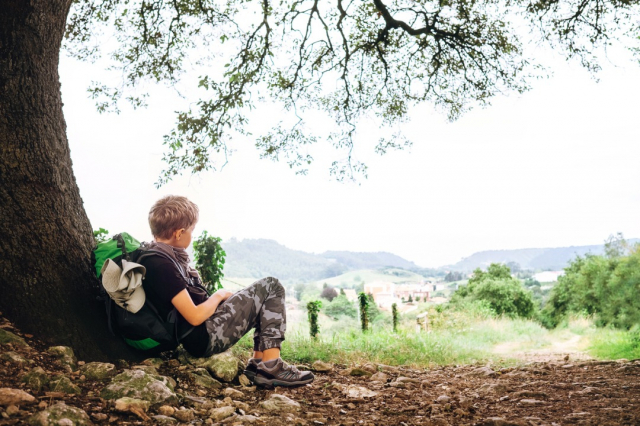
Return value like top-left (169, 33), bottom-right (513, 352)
top-left (101, 259), bottom-right (147, 314)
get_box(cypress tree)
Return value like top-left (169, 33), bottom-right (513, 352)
top-left (307, 300), bottom-right (322, 338)
top-left (392, 303), bottom-right (399, 332)
top-left (358, 292), bottom-right (369, 332)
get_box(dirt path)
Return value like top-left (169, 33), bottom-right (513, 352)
top-left (493, 331), bottom-right (592, 364)
top-left (292, 359), bottom-right (640, 426)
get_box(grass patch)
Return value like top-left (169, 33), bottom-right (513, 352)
top-left (278, 318), bottom-right (548, 368)
top-left (271, 307), bottom-right (549, 367)
top-left (228, 306), bottom-right (638, 368)
top-left (587, 328), bottom-right (640, 360)
top-left (279, 328), bottom-right (492, 367)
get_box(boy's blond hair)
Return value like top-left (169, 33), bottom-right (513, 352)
top-left (149, 195), bottom-right (199, 239)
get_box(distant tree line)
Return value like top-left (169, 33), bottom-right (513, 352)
top-left (446, 235), bottom-right (640, 333)
top-left (444, 271), bottom-right (465, 282)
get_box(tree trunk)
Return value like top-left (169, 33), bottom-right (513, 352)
top-left (0, 1), bottom-right (139, 361)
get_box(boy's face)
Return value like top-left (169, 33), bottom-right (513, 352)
top-left (173, 222), bottom-right (197, 249)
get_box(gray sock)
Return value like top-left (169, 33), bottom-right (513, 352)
top-left (262, 359), bottom-right (279, 368)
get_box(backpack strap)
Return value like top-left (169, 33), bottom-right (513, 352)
top-left (104, 296), bottom-right (117, 336)
top-left (136, 247), bottom-right (197, 341)
top-left (136, 247), bottom-right (190, 284)
top-left (113, 233), bottom-right (131, 261)
top-left (166, 308), bottom-right (196, 341)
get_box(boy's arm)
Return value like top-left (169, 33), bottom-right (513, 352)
top-left (171, 289), bottom-right (233, 326)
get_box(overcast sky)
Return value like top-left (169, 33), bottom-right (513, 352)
top-left (59, 41), bottom-right (640, 268)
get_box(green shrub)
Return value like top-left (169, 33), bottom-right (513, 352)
top-left (601, 250), bottom-right (640, 328)
top-left (192, 231), bottom-right (226, 294)
top-left (324, 294), bottom-right (357, 319)
top-left (542, 244), bottom-right (640, 329)
top-left (450, 263), bottom-right (535, 319)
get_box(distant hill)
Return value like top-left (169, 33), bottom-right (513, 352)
top-left (450, 239), bottom-right (639, 272)
top-left (222, 238), bottom-right (420, 282)
top-left (320, 251), bottom-right (419, 270)
top-left (221, 237), bottom-right (639, 281)
top-left (311, 268), bottom-right (427, 289)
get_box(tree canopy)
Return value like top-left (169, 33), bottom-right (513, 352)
top-left (64, 0), bottom-right (640, 183)
top-left (320, 286), bottom-right (339, 301)
top-left (2, 0), bottom-right (637, 360)
top-left (541, 236), bottom-right (640, 329)
top-left (451, 263), bottom-right (535, 318)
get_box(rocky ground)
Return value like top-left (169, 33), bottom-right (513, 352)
top-left (1, 312), bottom-right (640, 426)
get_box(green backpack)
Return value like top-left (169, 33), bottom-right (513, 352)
top-left (94, 232), bottom-right (141, 278)
top-left (93, 233), bottom-right (196, 353)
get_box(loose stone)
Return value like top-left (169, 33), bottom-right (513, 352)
top-left (370, 372), bottom-right (388, 382)
top-left (47, 346), bottom-right (77, 372)
top-left (519, 399), bottom-right (546, 406)
top-left (158, 405), bottom-right (175, 416)
top-left (114, 397), bottom-right (150, 412)
top-left (100, 369), bottom-right (178, 405)
top-left (209, 406), bottom-right (236, 421)
top-left (259, 394), bottom-right (301, 413)
top-left (233, 400), bottom-right (250, 412)
top-left (0, 351), bottom-right (30, 365)
top-left (343, 385), bottom-right (378, 399)
top-left (436, 395), bottom-right (451, 404)
top-left (80, 362), bottom-right (116, 380)
top-left (27, 402), bottom-right (91, 426)
top-left (173, 407), bottom-right (195, 422)
top-left (0, 388), bottom-right (36, 406)
top-left (238, 374), bottom-right (252, 387)
top-left (152, 414), bottom-right (179, 425)
top-left (0, 329), bottom-right (27, 346)
top-left (223, 387), bottom-right (245, 399)
top-left (312, 360), bottom-right (333, 372)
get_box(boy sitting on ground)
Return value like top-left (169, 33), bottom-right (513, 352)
top-left (141, 195), bottom-right (314, 387)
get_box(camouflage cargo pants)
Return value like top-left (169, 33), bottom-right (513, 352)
top-left (203, 277), bottom-right (286, 357)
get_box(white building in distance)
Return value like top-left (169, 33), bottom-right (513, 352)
top-left (363, 281), bottom-right (430, 308)
top-left (533, 271), bottom-right (565, 283)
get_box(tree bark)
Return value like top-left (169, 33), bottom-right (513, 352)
top-left (0, 1), bottom-right (140, 361)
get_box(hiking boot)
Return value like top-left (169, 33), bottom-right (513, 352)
top-left (255, 358), bottom-right (314, 388)
top-left (243, 358), bottom-right (261, 382)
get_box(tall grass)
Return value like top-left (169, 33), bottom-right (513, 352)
top-left (229, 303), bottom-right (548, 367)
top-left (278, 318), bottom-right (548, 367)
top-left (588, 329), bottom-right (640, 360)
top-left (228, 306), bottom-right (640, 367)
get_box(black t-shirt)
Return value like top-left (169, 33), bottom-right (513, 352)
top-left (141, 254), bottom-right (209, 356)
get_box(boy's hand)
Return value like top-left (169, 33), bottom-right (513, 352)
top-left (213, 289), bottom-right (234, 302)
